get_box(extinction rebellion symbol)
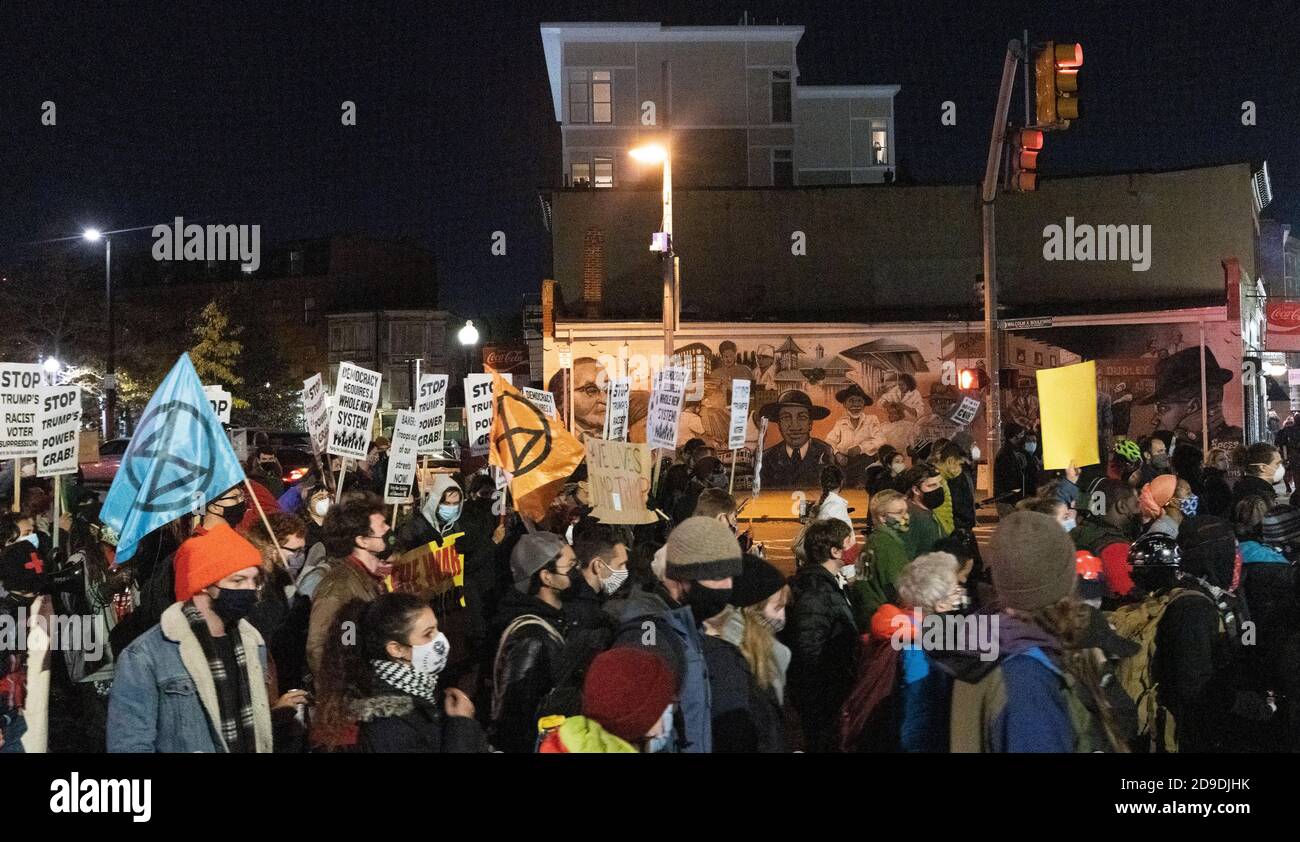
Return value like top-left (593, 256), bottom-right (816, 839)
top-left (493, 393), bottom-right (552, 476)
top-left (121, 400), bottom-right (222, 515)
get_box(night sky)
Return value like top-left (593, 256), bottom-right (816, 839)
top-left (2, 0), bottom-right (1297, 322)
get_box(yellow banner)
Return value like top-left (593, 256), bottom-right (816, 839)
top-left (1036, 360), bottom-right (1100, 470)
top-left (488, 372), bottom-right (586, 521)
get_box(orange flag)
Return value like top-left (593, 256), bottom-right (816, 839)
top-left (488, 371), bottom-right (586, 522)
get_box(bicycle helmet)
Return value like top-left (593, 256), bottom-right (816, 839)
top-left (1128, 532), bottom-right (1182, 569)
top-left (1113, 439), bottom-right (1142, 464)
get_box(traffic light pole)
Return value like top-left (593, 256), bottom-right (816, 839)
top-left (981, 40), bottom-right (1024, 471)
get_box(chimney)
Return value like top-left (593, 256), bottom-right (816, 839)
top-left (581, 227), bottom-right (606, 318)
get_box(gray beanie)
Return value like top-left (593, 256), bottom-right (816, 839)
top-left (665, 517), bottom-right (743, 581)
top-left (988, 510), bottom-right (1077, 611)
top-left (510, 531), bottom-right (569, 592)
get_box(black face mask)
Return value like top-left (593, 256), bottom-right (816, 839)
top-left (685, 584), bottom-right (733, 625)
top-left (212, 500), bottom-right (247, 529)
top-left (359, 535), bottom-right (395, 561)
top-left (211, 587), bottom-right (259, 625)
top-left (921, 488), bottom-right (945, 510)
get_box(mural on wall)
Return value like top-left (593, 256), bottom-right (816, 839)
top-left (544, 318), bottom-right (1245, 492)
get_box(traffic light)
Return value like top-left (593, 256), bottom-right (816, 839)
top-left (1034, 41), bottom-right (1083, 126)
top-left (1010, 128), bottom-right (1044, 191)
top-left (959, 367), bottom-right (989, 390)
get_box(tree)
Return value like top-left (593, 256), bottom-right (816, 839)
top-left (190, 299), bottom-right (249, 408)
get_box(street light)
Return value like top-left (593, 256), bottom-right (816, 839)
top-left (42, 357), bottom-right (62, 376)
top-left (458, 320), bottom-right (480, 346)
top-left (629, 141), bottom-right (676, 361)
top-left (83, 228), bottom-right (114, 435)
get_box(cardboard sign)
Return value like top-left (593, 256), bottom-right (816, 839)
top-left (416, 373), bottom-right (450, 456)
top-left (384, 410), bottom-right (420, 503)
top-left (951, 396), bottom-right (981, 426)
top-left (728, 379), bottom-right (751, 450)
top-left (1037, 360), bottom-right (1100, 470)
top-left (605, 377), bottom-right (631, 442)
top-left (328, 362), bottom-right (382, 459)
top-left (37, 385), bottom-right (82, 477)
top-left (203, 385), bottom-right (233, 425)
top-left (585, 438), bottom-right (656, 525)
top-left (464, 373), bottom-right (511, 456)
top-left (522, 386), bottom-right (558, 418)
top-left (78, 431), bottom-right (100, 464)
top-left (0, 363), bottom-right (45, 458)
top-left (302, 374), bottom-right (331, 456)
top-left (646, 366), bottom-right (689, 450)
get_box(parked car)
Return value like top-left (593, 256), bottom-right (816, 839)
top-left (276, 447), bottom-right (315, 487)
top-left (80, 438), bottom-right (130, 486)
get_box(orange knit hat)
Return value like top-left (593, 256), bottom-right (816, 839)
top-left (173, 521), bottom-right (264, 601)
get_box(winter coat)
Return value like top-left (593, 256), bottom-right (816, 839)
top-left (932, 479), bottom-right (955, 535)
top-left (1239, 549), bottom-right (1300, 705)
top-left (701, 632), bottom-right (784, 753)
top-left (949, 468), bottom-right (978, 532)
top-left (720, 609), bottom-right (790, 707)
top-left (993, 446), bottom-right (1030, 505)
top-left (816, 491), bottom-right (854, 530)
top-left (1071, 518), bottom-right (1133, 599)
top-left (1199, 467), bottom-right (1233, 519)
top-left (901, 503), bottom-right (943, 557)
top-left (352, 690), bottom-right (488, 753)
top-left (1232, 475), bottom-right (1279, 509)
top-left (307, 557), bottom-right (388, 677)
top-left (537, 715), bottom-right (637, 753)
top-left (857, 525), bottom-right (910, 621)
top-left (612, 581), bottom-right (713, 753)
top-left (785, 564), bottom-right (858, 751)
top-left (107, 602), bottom-right (273, 753)
top-left (489, 589), bottom-right (569, 754)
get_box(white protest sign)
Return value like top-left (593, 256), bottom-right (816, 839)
top-left (416, 373), bottom-right (450, 456)
top-left (522, 386), bottom-right (558, 418)
top-left (303, 374), bottom-right (331, 456)
top-left (37, 385), bottom-right (82, 477)
top-left (646, 366), bottom-right (689, 450)
top-left (203, 385), bottom-right (233, 425)
top-left (0, 363), bottom-right (45, 459)
top-left (605, 377), bottom-right (631, 442)
top-left (951, 396), bottom-right (981, 427)
top-left (558, 348), bottom-right (573, 369)
top-left (384, 410), bottom-right (420, 503)
top-left (464, 373), bottom-right (511, 456)
top-left (328, 362), bottom-right (382, 459)
top-left (728, 380), bottom-right (751, 450)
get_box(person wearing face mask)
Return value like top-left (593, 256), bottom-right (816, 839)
top-left (1233, 442), bottom-right (1284, 510)
top-left (896, 465), bottom-right (947, 556)
top-left (1137, 432), bottom-right (1175, 487)
top-left (716, 555), bottom-right (791, 751)
top-left (1069, 478), bottom-right (1142, 604)
top-left (863, 444), bottom-right (905, 497)
top-left (993, 422), bottom-right (1032, 515)
top-left (1199, 447), bottom-right (1234, 519)
top-left (566, 523), bottom-right (631, 625)
top-left (857, 490), bottom-right (914, 620)
top-left (107, 523), bottom-right (274, 752)
top-left (538, 647), bottom-right (678, 753)
top-left (938, 440), bottom-right (978, 543)
top-left (311, 592), bottom-right (486, 753)
top-left (306, 494), bottom-right (395, 682)
top-left (237, 513), bottom-right (310, 700)
top-left (786, 517), bottom-right (859, 752)
top-left (841, 551), bottom-right (963, 753)
top-left (1141, 475), bottom-right (1197, 540)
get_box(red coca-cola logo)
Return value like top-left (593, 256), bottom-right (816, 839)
top-left (484, 346), bottom-right (528, 368)
top-left (1268, 301), bottom-right (1300, 333)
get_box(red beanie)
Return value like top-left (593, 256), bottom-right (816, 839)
top-left (173, 521), bottom-right (264, 601)
top-left (582, 648), bottom-right (678, 745)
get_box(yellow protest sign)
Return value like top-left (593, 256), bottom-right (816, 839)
top-left (1036, 360), bottom-right (1099, 470)
top-left (584, 438), bottom-right (656, 525)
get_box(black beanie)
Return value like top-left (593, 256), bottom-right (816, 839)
top-left (729, 554), bottom-right (787, 608)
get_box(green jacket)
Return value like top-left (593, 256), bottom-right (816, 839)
top-left (902, 504), bottom-right (943, 558)
top-left (857, 526), bottom-right (911, 625)
top-left (933, 479), bottom-right (955, 536)
top-left (544, 716), bottom-right (638, 753)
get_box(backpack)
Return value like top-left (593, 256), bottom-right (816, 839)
top-left (490, 614), bottom-right (564, 724)
top-left (1107, 588), bottom-right (1217, 752)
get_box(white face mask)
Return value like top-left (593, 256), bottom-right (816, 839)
top-left (1061, 518), bottom-right (1077, 533)
top-left (840, 562), bottom-right (858, 581)
top-left (411, 632), bottom-right (450, 676)
top-left (1025, 442), bottom-right (1038, 454)
top-left (312, 499), bottom-right (330, 518)
top-left (601, 566), bottom-right (630, 595)
top-left (1274, 464), bottom-right (1286, 484)
top-left (969, 445), bottom-right (981, 461)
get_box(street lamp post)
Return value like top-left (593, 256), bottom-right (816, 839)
top-left (83, 229), bottom-right (115, 435)
top-left (630, 142), bottom-right (675, 363)
top-left (458, 319), bottom-right (480, 378)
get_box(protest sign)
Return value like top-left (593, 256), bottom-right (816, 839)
top-left (951, 396), bottom-right (981, 426)
top-left (585, 438), bottom-right (656, 525)
top-left (728, 380), bottom-right (751, 450)
top-left (0, 363), bottom-right (45, 459)
top-left (605, 377), bottom-right (631, 442)
top-left (78, 432), bottom-right (100, 464)
top-left (646, 366), bottom-right (689, 450)
top-left (328, 363), bottom-right (381, 459)
top-left (464, 372), bottom-right (510, 456)
top-left (37, 385), bottom-right (82, 477)
top-left (302, 374), bottom-right (331, 456)
top-left (416, 373), bottom-right (450, 456)
top-left (203, 385), bottom-right (233, 425)
top-left (521, 386), bottom-right (558, 419)
top-left (384, 409), bottom-right (420, 503)
top-left (1037, 360), bottom-right (1100, 470)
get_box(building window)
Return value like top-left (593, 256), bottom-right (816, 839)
top-left (569, 70), bottom-right (613, 124)
top-left (871, 120), bottom-right (889, 165)
top-left (772, 149), bottom-right (794, 187)
top-left (390, 323), bottom-right (424, 356)
top-left (571, 162), bottom-right (592, 187)
top-left (593, 156), bottom-right (614, 188)
top-left (1034, 352), bottom-right (1044, 366)
top-left (770, 71), bottom-right (792, 123)
top-left (290, 249), bottom-right (304, 276)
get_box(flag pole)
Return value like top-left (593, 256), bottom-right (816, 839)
top-left (335, 459), bottom-right (348, 504)
top-left (244, 477), bottom-right (279, 548)
top-left (12, 461), bottom-right (19, 512)
top-left (52, 474), bottom-right (61, 553)
top-left (728, 450), bottom-right (738, 496)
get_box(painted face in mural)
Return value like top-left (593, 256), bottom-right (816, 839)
top-left (721, 347), bottom-right (737, 368)
top-left (778, 406), bottom-right (812, 450)
top-left (844, 395), bottom-right (866, 417)
top-left (572, 357), bottom-right (608, 435)
top-left (758, 353), bottom-right (774, 370)
top-left (1154, 395), bottom-right (1202, 435)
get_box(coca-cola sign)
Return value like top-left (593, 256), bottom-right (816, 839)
top-left (482, 344), bottom-right (530, 379)
top-left (1267, 301), bottom-right (1300, 352)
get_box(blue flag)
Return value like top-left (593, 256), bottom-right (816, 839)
top-left (100, 354), bottom-right (246, 563)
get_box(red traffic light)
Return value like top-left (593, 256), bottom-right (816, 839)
top-left (959, 368), bottom-right (977, 390)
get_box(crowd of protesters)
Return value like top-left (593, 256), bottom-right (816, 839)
top-left (2, 419), bottom-right (1298, 754)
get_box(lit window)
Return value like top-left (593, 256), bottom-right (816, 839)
top-left (571, 163), bottom-right (592, 187)
top-left (569, 70), bottom-right (613, 124)
top-left (871, 120), bottom-right (889, 165)
top-left (592, 71), bottom-right (612, 124)
top-left (771, 71), bottom-right (792, 123)
top-left (772, 148), bottom-right (794, 187)
top-left (593, 156), bottom-right (614, 188)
